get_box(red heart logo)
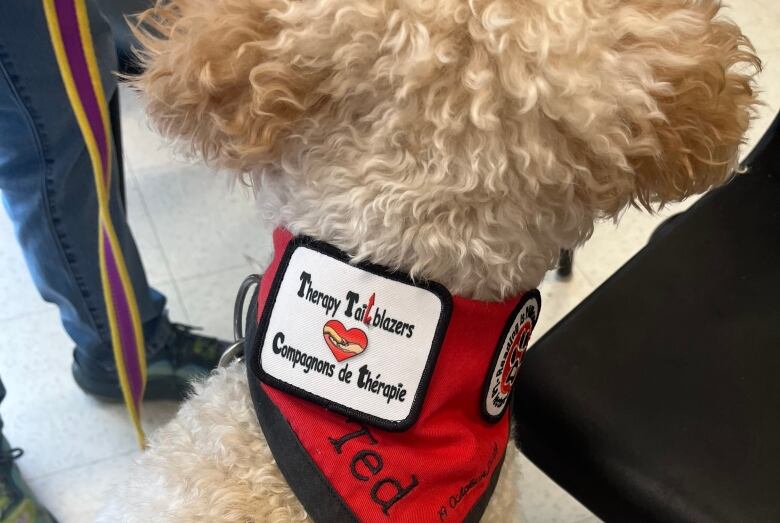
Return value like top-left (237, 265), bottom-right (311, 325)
top-left (323, 320), bottom-right (368, 362)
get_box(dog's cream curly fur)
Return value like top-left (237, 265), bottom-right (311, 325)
top-left (99, 364), bottom-right (519, 522)
top-left (102, 0), bottom-right (759, 521)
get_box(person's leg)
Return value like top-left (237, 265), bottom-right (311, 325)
top-left (0, 1), bottom-right (225, 400)
top-left (0, 0), bottom-right (166, 370)
top-left (0, 379), bottom-right (56, 523)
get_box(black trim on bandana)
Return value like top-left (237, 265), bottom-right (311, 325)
top-left (463, 450), bottom-right (506, 523)
top-left (250, 235), bottom-right (454, 432)
top-left (480, 289), bottom-right (542, 423)
top-left (246, 294), bottom-right (360, 523)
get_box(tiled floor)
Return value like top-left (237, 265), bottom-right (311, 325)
top-left (0, 2), bottom-right (778, 521)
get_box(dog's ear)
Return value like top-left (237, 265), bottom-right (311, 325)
top-left (130, 0), bottom-right (324, 172)
top-left (607, 0), bottom-right (760, 212)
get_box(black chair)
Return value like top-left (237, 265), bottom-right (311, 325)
top-left (513, 114), bottom-right (780, 522)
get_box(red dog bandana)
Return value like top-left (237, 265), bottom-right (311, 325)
top-left (247, 229), bottom-right (540, 522)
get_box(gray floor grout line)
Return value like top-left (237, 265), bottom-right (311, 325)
top-left (168, 263), bottom-right (259, 324)
top-left (26, 448), bottom-right (138, 483)
top-left (132, 198), bottom-right (191, 324)
top-left (169, 277), bottom-right (191, 324)
top-left (571, 263), bottom-right (595, 288)
top-left (173, 262), bottom-right (258, 284)
top-left (145, 277), bottom-right (173, 290)
top-left (118, 101), bottom-right (238, 321)
top-left (123, 147), bottom-right (194, 323)
top-left (127, 164), bottom-right (179, 292)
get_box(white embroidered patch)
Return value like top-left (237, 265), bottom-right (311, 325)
top-left (482, 292), bottom-right (541, 422)
top-left (255, 240), bottom-right (451, 430)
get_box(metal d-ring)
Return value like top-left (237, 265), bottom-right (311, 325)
top-left (234, 273), bottom-right (262, 341)
top-left (218, 274), bottom-right (262, 368)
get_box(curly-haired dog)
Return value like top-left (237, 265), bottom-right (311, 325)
top-left (101, 1), bottom-right (759, 521)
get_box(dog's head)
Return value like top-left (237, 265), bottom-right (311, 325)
top-left (133, 0), bottom-right (759, 300)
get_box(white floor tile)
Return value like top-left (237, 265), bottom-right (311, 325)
top-left (0, 286), bottom-right (181, 481)
top-left (118, 85), bottom-right (183, 172)
top-left (124, 170), bottom-right (173, 286)
top-left (0, 208), bottom-right (53, 322)
top-left (132, 162), bottom-right (272, 281)
top-left (28, 451), bottom-right (138, 523)
top-left (518, 454), bottom-right (599, 523)
top-left (532, 267), bottom-right (596, 343)
top-left (175, 266), bottom-right (265, 341)
top-left (156, 280), bottom-right (191, 327)
top-left (564, 4), bottom-right (778, 294)
top-left (571, 200), bottom-right (698, 291)
top-left (726, 0), bottom-right (780, 56)
top-left (743, 44), bottom-right (780, 150)
top-left (721, 0), bottom-right (780, 149)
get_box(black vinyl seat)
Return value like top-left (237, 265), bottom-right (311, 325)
top-left (513, 114), bottom-right (780, 523)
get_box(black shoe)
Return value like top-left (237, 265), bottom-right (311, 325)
top-left (0, 437), bottom-right (57, 523)
top-left (72, 323), bottom-right (229, 401)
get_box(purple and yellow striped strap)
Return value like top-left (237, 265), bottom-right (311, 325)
top-left (43, 0), bottom-right (147, 447)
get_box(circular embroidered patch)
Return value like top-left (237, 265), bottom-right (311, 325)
top-left (482, 290), bottom-right (541, 422)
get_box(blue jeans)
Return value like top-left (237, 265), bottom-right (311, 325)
top-left (0, 1), bottom-right (168, 373)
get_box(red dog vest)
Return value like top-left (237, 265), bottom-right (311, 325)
top-left (247, 229), bottom-right (540, 522)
